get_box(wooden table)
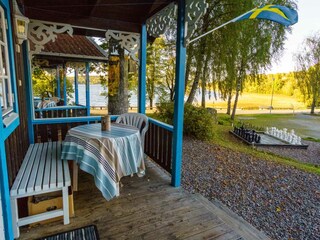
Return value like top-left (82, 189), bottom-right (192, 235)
top-left (61, 123), bottom-right (144, 200)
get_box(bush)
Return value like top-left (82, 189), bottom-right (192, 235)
top-left (156, 102), bottom-right (216, 140)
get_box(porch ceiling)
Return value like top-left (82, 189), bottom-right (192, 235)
top-left (17, 0), bottom-right (174, 36)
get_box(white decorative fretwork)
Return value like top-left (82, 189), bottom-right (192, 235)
top-left (146, 2), bottom-right (176, 38)
top-left (105, 30), bottom-right (140, 62)
top-left (28, 20), bottom-right (73, 57)
top-left (66, 62), bottom-right (86, 75)
top-left (31, 59), bottom-right (49, 72)
top-left (185, 0), bottom-right (209, 44)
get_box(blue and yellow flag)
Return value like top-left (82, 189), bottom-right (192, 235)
top-left (235, 5), bottom-right (298, 26)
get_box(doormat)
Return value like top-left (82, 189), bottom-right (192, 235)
top-left (37, 225), bottom-right (100, 240)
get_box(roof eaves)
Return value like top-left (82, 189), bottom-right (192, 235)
top-left (86, 37), bottom-right (109, 58)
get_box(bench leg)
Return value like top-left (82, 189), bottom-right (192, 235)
top-left (72, 161), bottom-right (78, 192)
top-left (10, 198), bottom-right (19, 239)
top-left (62, 187), bottom-right (70, 225)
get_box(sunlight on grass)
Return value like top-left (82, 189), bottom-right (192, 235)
top-left (211, 122), bottom-right (320, 176)
top-left (206, 93), bottom-right (305, 109)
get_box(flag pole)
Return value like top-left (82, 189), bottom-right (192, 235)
top-left (188, 7), bottom-right (258, 45)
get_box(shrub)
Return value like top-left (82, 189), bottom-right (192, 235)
top-left (156, 102), bottom-right (216, 140)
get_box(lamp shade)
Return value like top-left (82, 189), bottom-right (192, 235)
top-left (14, 14), bottom-right (29, 44)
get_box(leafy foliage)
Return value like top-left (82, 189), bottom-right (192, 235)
top-left (32, 68), bottom-right (74, 103)
top-left (294, 33), bottom-right (320, 113)
top-left (156, 102), bottom-right (216, 140)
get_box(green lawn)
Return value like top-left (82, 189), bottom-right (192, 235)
top-left (236, 113), bottom-right (320, 140)
top-left (206, 93), bottom-right (306, 110)
top-left (211, 121), bottom-right (320, 176)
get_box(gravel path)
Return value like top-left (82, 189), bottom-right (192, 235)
top-left (182, 137), bottom-right (320, 240)
top-left (257, 140), bottom-right (320, 165)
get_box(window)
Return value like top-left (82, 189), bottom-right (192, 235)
top-left (0, 6), bottom-right (13, 117)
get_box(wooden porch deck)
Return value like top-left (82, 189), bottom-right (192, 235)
top-left (19, 160), bottom-right (269, 240)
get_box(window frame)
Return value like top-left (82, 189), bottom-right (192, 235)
top-left (0, 2), bottom-right (19, 140)
top-left (0, 6), bottom-right (13, 117)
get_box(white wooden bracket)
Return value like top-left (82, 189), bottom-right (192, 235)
top-left (28, 20), bottom-right (73, 59)
top-left (146, 1), bottom-right (208, 45)
top-left (105, 30), bottom-right (140, 62)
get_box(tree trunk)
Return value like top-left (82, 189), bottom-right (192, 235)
top-left (184, 45), bottom-right (193, 93)
top-left (201, 55), bottom-right (209, 108)
top-left (226, 91), bottom-right (232, 115)
top-left (186, 38), bottom-right (206, 104)
top-left (149, 98), bottom-right (153, 109)
top-left (310, 95), bottom-right (316, 114)
top-left (231, 77), bottom-right (241, 120)
top-left (108, 41), bottom-right (129, 115)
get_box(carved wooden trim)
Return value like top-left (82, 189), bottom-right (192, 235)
top-left (28, 20), bottom-right (73, 57)
top-left (105, 30), bottom-right (140, 62)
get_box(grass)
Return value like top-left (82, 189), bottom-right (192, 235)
top-left (236, 113), bottom-right (320, 141)
top-left (211, 119), bottom-right (320, 176)
top-left (149, 111), bottom-right (320, 176)
top-left (206, 93), bottom-right (306, 110)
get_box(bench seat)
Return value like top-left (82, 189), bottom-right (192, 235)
top-left (10, 142), bottom-right (70, 239)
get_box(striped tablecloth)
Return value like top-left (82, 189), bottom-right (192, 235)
top-left (61, 123), bottom-right (144, 200)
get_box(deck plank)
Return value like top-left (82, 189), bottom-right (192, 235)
top-left (19, 159), bottom-right (269, 240)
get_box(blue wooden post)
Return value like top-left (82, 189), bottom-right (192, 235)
top-left (56, 66), bottom-right (61, 98)
top-left (63, 64), bottom-right (67, 106)
top-left (75, 68), bottom-right (79, 105)
top-left (85, 62), bottom-right (90, 116)
top-left (23, 42), bottom-right (34, 144)
top-left (138, 23), bottom-right (147, 114)
top-left (171, 0), bottom-right (186, 187)
top-left (0, 141), bottom-right (13, 240)
top-left (0, 110), bottom-right (13, 240)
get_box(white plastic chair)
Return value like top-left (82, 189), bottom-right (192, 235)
top-left (115, 113), bottom-right (149, 152)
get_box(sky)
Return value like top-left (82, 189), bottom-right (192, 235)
top-left (269, 0), bottom-right (320, 73)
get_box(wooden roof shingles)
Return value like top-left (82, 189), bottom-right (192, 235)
top-left (32, 34), bottom-right (108, 65)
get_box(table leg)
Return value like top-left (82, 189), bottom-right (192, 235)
top-left (116, 183), bottom-right (120, 196)
top-left (62, 187), bottom-right (70, 225)
top-left (72, 161), bottom-right (78, 192)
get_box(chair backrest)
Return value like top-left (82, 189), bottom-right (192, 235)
top-left (116, 113), bottom-right (149, 151)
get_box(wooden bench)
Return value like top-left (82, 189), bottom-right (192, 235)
top-left (10, 142), bottom-right (71, 238)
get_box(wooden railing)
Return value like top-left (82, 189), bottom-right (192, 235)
top-left (34, 106), bottom-right (87, 119)
top-left (32, 117), bottom-right (103, 142)
top-left (32, 116), bottom-right (173, 174)
top-left (145, 118), bottom-right (173, 174)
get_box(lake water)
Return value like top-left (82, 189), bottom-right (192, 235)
top-left (71, 84), bottom-right (218, 107)
top-left (70, 84), bottom-right (138, 107)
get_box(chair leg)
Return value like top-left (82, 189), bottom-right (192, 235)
top-left (10, 197), bottom-right (19, 239)
top-left (62, 187), bottom-right (70, 225)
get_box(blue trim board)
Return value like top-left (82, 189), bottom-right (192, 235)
top-left (0, 141), bottom-right (13, 240)
top-left (138, 23), bottom-right (147, 114)
top-left (0, 0), bottom-right (16, 238)
top-left (63, 64), bottom-right (67, 106)
top-left (85, 62), bottom-right (90, 116)
top-left (148, 118), bottom-right (173, 132)
top-left (35, 106), bottom-right (87, 112)
top-left (57, 66), bottom-right (61, 98)
top-left (23, 41), bottom-right (35, 144)
top-left (32, 116), bottom-right (102, 125)
top-left (0, 0), bottom-right (20, 140)
top-left (171, 0), bottom-right (186, 187)
top-left (3, 118), bottom-right (19, 140)
top-left (75, 69), bottom-right (79, 104)
top-left (31, 115), bottom-right (118, 125)
top-left (4, 0), bottom-right (18, 117)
